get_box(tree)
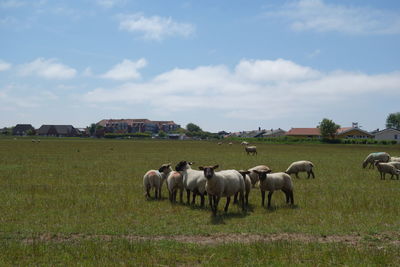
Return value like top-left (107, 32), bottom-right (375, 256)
top-left (186, 123), bottom-right (202, 132)
top-left (386, 112), bottom-right (400, 129)
top-left (319, 118), bottom-right (340, 139)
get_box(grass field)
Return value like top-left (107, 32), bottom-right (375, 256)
top-left (0, 138), bottom-right (399, 265)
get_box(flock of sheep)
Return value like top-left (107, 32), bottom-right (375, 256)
top-left (362, 152), bottom-right (400, 180)
top-left (143, 156), bottom-right (315, 215)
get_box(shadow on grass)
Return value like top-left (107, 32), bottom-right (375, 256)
top-left (209, 207), bottom-right (251, 225)
top-left (264, 204), bottom-right (300, 212)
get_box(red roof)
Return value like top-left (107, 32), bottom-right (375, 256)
top-left (336, 127), bottom-right (352, 134)
top-left (286, 128), bottom-right (321, 136)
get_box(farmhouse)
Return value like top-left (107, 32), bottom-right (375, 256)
top-left (373, 128), bottom-right (400, 143)
top-left (97, 119), bottom-right (180, 134)
top-left (336, 127), bottom-right (373, 139)
top-left (262, 128), bottom-right (286, 138)
top-left (37, 125), bottom-right (80, 137)
top-left (12, 124), bottom-right (35, 136)
top-left (285, 128), bottom-right (321, 139)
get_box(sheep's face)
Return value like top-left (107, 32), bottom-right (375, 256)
top-left (159, 163), bottom-right (172, 174)
top-left (199, 165), bottom-right (219, 179)
top-left (253, 170), bottom-right (272, 181)
top-left (362, 161), bottom-right (367, 168)
top-left (175, 161), bottom-right (188, 171)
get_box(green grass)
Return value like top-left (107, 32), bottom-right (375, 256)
top-left (0, 138), bottom-right (399, 264)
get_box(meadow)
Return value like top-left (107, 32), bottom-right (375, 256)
top-left (0, 138), bottom-right (399, 265)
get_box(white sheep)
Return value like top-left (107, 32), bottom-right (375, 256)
top-left (228, 142), bottom-right (233, 145)
top-left (390, 157), bottom-right (400, 162)
top-left (245, 145), bottom-right (257, 155)
top-left (362, 152), bottom-right (391, 169)
top-left (388, 161), bottom-right (400, 170)
top-left (241, 141), bottom-right (249, 146)
top-left (236, 170), bottom-right (252, 206)
top-left (253, 170), bottom-right (294, 208)
top-left (143, 163), bottom-right (172, 200)
top-left (375, 161), bottom-right (400, 180)
top-left (247, 165), bottom-right (271, 187)
top-left (199, 165), bottom-right (245, 215)
top-left (285, 160), bottom-right (315, 179)
top-left (217, 142), bottom-right (223, 145)
top-left (166, 171), bottom-right (184, 203)
top-left (175, 161), bottom-right (207, 207)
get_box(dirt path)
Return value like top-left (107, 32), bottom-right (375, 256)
top-left (20, 232), bottom-right (400, 246)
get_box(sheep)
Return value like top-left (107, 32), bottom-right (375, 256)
top-left (362, 152), bottom-right (390, 169)
top-left (199, 165), bottom-right (245, 215)
top-left (236, 170), bottom-right (251, 206)
top-left (175, 161), bottom-right (207, 207)
top-left (245, 145), bottom-right (257, 155)
top-left (247, 165), bottom-right (271, 187)
top-left (166, 171), bottom-right (184, 203)
top-left (241, 141), bottom-right (249, 146)
top-left (143, 163), bottom-right (172, 200)
top-left (218, 142), bottom-right (223, 145)
top-left (285, 160), bottom-right (315, 179)
top-left (253, 170), bottom-right (294, 208)
top-left (228, 142), bottom-right (233, 145)
top-left (390, 157), bottom-right (400, 162)
top-left (388, 161), bottom-right (400, 170)
top-left (374, 161), bottom-right (400, 180)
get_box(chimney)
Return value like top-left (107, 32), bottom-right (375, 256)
top-left (258, 127), bottom-right (261, 131)
top-left (352, 122), bottom-right (358, 128)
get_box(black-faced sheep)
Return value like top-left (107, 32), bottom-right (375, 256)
top-left (248, 165), bottom-right (271, 187)
top-left (199, 165), bottom-right (245, 215)
top-left (254, 170), bottom-right (294, 208)
top-left (175, 161), bottom-right (207, 207)
top-left (143, 163), bottom-right (172, 200)
top-left (362, 152), bottom-right (390, 169)
top-left (245, 145), bottom-right (257, 155)
top-left (285, 160), bottom-right (315, 178)
top-left (374, 161), bottom-right (400, 180)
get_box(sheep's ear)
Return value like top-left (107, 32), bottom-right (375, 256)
top-left (244, 170), bottom-right (250, 175)
top-left (158, 166), bottom-right (165, 172)
top-left (189, 162), bottom-right (195, 165)
top-left (253, 170), bottom-right (260, 175)
top-left (198, 166), bottom-right (204, 170)
top-left (266, 169), bottom-right (272, 174)
top-left (212, 165), bottom-right (219, 170)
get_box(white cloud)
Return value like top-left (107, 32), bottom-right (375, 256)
top-left (269, 0), bottom-right (400, 35)
top-left (82, 59), bottom-right (400, 121)
top-left (0, 0), bottom-right (26, 8)
top-left (18, 58), bottom-right (77, 79)
top-left (101, 58), bottom-right (147, 80)
top-left (118, 13), bottom-right (195, 40)
top-left (0, 60), bottom-right (11, 71)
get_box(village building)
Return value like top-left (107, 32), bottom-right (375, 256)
top-left (373, 128), bottom-right (400, 143)
top-left (37, 125), bottom-right (80, 137)
top-left (285, 128), bottom-right (321, 139)
top-left (12, 124), bottom-right (35, 136)
top-left (96, 119), bottom-right (180, 134)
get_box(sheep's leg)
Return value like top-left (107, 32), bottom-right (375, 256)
top-left (245, 192), bottom-right (249, 206)
top-left (282, 189), bottom-right (289, 204)
top-left (267, 191), bottom-right (273, 208)
top-left (289, 190), bottom-right (294, 205)
top-left (233, 192), bottom-right (238, 204)
top-left (200, 194), bottom-right (205, 207)
top-left (192, 192), bottom-right (197, 205)
top-left (295, 172), bottom-right (299, 179)
top-left (154, 188), bottom-right (158, 199)
top-left (214, 196), bottom-right (220, 214)
top-left (240, 192), bottom-right (245, 211)
top-left (186, 190), bottom-right (190, 204)
top-left (158, 188), bottom-right (162, 199)
top-left (179, 189), bottom-right (183, 203)
top-left (224, 197), bottom-right (231, 212)
top-left (209, 194), bottom-right (213, 210)
top-left (261, 190), bottom-right (265, 206)
top-left (310, 170), bottom-right (315, 178)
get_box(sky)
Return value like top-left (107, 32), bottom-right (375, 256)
top-left (1, 0), bottom-right (400, 132)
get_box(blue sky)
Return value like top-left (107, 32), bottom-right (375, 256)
top-left (1, 0), bottom-right (400, 132)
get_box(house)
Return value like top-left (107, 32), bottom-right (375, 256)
top-left (97, 119), bottom-right (180, 134)
top-left (262, 128), bottom-right (286, 138)
top-left (285, 128), bottom-right (321, 139)
top-left (12, 124), bottom-right (35, 136)
top-left (37, 125), bottom-right (80, 137)
top-left (373, 128), bottom-right (400, 143)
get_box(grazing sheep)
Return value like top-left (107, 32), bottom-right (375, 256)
top-left (199, 165), bottom-right (245, 215)
top-left (245, 145), bottom-right (257, 155)
top-left (388, 161), bottom-right (400, 170)
top-left (241, 141), bottom-right (249, 146)
top-left (254, 170), bottom-right (294, 208)
top-left (285, 160), bottom-right (315, 179)
top-left (166, 171), bottom-right (184, 203)
top-left (236, 170), bottom-right (251, 206)
top-left (390, 157), bottom-right (400, 162)
top-left (362, 152), bottom-right (391, 169)
top-left (218, 142), bottom-right (223, 145)
top-left (175, 161), bottom-right (207, 207)
top-left (143, 163), bottom-right (172, 200)
top-left (247, 165), bottom-right (271, 187)
top-left (228, 142), bottom-right (233, 145)
top-left (375, 161), bottom-right (400, 180)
